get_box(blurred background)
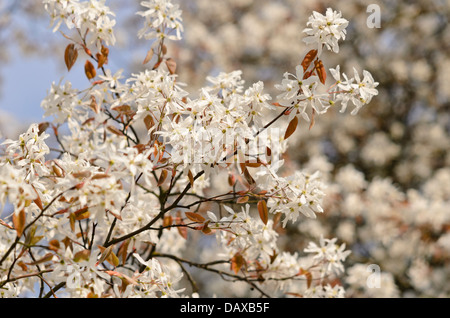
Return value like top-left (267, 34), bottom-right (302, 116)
top-left (0, 0), bottom-right (449, 297)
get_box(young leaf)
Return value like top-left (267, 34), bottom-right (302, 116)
top-left (237, 196), bottom-right (249, 204)
top-left (157, 169), bottom-right (168, 186)
top-left (284, 115), bottom-right (298, 140)
top-left (0, 218), bottom-right (14, 230)
top-left (64, 43), bottom-right (78, 71)
top-left (314, 59), bottom-right (327, 84)
top-left (84, 60), bottom-right (96, 80)
top-left (96, 53), bottom-right (108, 69)
top-left (96, 245), bottom-right (113, 266)
top-left (74, 249), bottom-right (90, 262)
top-left (143, 49), bottom-right (154, 65)
top-left (143, 114), bottom-right (155, 131)
top-left (187, 170), bottom-right (195, 188)
top-left (12, 209), bottom-right (26, 237)
top-left (185, 212), bottom-right (206, 223)
top-left (165, 58), bottom-right (177, 74)
top-left (230, 253), bottom-right (245, 274)
top-left (301, 49), bottom-right (318, 71)
top-left (26, 253), bottom-right (54, 266)
top-left (257, 200), bottom-right (269, 225)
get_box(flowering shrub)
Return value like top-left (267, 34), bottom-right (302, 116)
top-left (1, 0), bottom-right (445, 299)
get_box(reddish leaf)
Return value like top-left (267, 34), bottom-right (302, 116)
top-left (157, 169), bottom-right (168, 186)
top-left (48, 239), bottom-right (60, 252)
top-left (143, 49), bottom-right (154, 65)
top-left (284, 116), bottom-right (298, 140)
top-left (231, 253), bottom-right (245, 274)
top-left (74, 249), bottom-right (90, 262)
top-left (73, 206), bottom-right (90, 221)
top-left (301, 49), bottom-right (318, 72)
top-left (175, 215), bottom-right (188, 240)
top-left (163, 215), bottom-right (173, 227)
top-left (117, 240), bottom-right (130, 265)
top-left (187, 170), bottom-right (195, 188)
top-left (228, 174), bottom-right (236, 186)
top-left (107, 125), bottom-right (124, 136)
top-left (84, 60), bottom-right (96, 80)
top-left (12, 209), bottom-right (26, 237)
top-left (202, 222), bottom-right (213, 235)
top-left (243, 167), bottom-right (255, 186)
top-left (237, 196), bottom-right (249, 204)
top-left (64, 43), bottom-right (78, 71)
top-left (185, 212), bottom-right (206, 223)
top-left (298, 268), bottom-right (313, 288)
top-left (309, 108), bottom-right (316, 130)
top-left (26, 253), bottom-right (54, 266)
top-left (96, 52), bottom-right (108, 69)
top-left (38, 122), bottom-right (50, 136)
top-left (257, 200), bottom-right (269, 225)
top-left (314, 59), bottom-right (326, 84)
top-left (0, 218), bottom-right (14, 230)
top-left (141, 116), bottom-right (154, 132)
top-left (112, 105), bottom-right (135, 117)
top-left (165, 58), bottom-right (177, 74)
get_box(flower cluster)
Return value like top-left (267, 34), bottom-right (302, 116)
top-left (137, 0), bottom-right (184, 42)
top-left (0, 0), bottom-right (380, 299)
top-left (43, 0), bottom-right (116, 47)
top-left (303, 8), bottom-right (349, 55)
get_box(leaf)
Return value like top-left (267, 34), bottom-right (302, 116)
top-left (89, 95), bottom-right (100, 114)
top-left (84, 60), bottom-right (96, 80)
top-left (101, 45), bottom-right (109, 58)
top-left (314, 59), bottom-right (326, 84)
top-left (163, 215), bottom-right (173, 228)
top-left (38, 122), bottom-right (50, 136)
top-left (143, 49), bottom-right (154, 65)
top-left (298, 268), bottom-right (313, 288)
top-left (237, 196), bottom-right (249, 204)
top-left (48, 239), bottom-right (60, 252)
top-left (107, 125), bottom-right (124, 136)
top-left (228, 174), bottom-right (236, 186)
top-left (157, 169), bottom-right (168, 186)
top-left (202, 222), bottom-right (213, 235)
top-left (301, 49), bottom-right (318, 72)
top-left (12, 209), bottom-right (26, 237)
top-left (64, 43), bottom-right (78, 71)
top-left (74, 249), bottom-right (90, 262)
top-left (175, 215), bottom-right (188, 240)
top-left (257, 200), bottom-right (269, 225)
top-left (187, 170), bottom-right (195, 188)
top-left (242, 167), bottom-right (255, 186)
top-left (185, 212), bottom-right (205, 223)
top-left (96, 245), bottom-right (113, 266)
top-left (309, 108), bottom-right (316, 130)
top-left (72, 170), bottom-right (92, 179)
top-left (26, 253), bottom-right (54, 266)
top-left (284, 115), bottom-right (298, 140)
top-left (165, 58), bottom-right (177, 74)
top-left (143, 114), bottom-right (155, 131)
top-left (117, 240), bottom-right (130, 265)
top-left (230, 253), bottom-right (245, 274)
top-left (96, 53), bottom-right (108, 69)
top-left (73, 206), bottom-right (90, 221)
top-left (30, 185), bottom-right (43, 211)
top-left (0, 218), bottom-right (14, 230)
top-left (105, 270), bottom-right (138, 286)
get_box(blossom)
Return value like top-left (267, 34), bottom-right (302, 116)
top-left (137, 0), bottom-right (184, 42)
top-left (303, 8), bottom-right (349, 55)
top-left (304, 235), bottom-right (351, 275)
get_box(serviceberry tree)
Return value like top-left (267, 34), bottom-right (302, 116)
top-left (0, 0), bottom-right (379, 298)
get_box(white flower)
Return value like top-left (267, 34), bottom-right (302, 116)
top-left (303, 8), bottom-right (349, 56)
